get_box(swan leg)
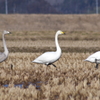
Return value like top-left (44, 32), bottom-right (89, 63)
top-left (95, 63), bottom-right (98, 69)
top-left (95, 59), bottom-right (99, 69)
top-left (47, 63), bottom-right (56, 67)
top-left (51, 63), bottom-right (56, 67)
top-left (51, 63), bottom-right (58, 70)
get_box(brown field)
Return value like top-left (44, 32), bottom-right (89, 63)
top-left (0, 14), bottom-right (100, 100)
top-left (0, 53), bottom-right (100, 100)
top-left (0, 14), bottom-right (100, 31)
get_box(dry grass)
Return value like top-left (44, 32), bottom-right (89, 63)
top-left (0, 14), bottom-right (100, 31)
top-left (0, 53), bottom-right (100, 100)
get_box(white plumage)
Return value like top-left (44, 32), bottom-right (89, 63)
top-left (85, 51), bottom-right (100, 68)
top-left (0, 30), bottom-right (11, 63)
top-left (32, 30), bottom-right (65, 67)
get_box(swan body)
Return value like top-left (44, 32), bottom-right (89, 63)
top-left (85, 51), bottom-right (100, 68)
top-left (32, 30), bottom-right (65, 67)
top-left (33, 52), bottom-right (60, 65)
top-left (0, 30), bottom-right (11, 63)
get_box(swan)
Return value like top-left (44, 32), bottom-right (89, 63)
top-left (32, 30), bottom-right (65, 67)
top-left (85, 51), bottom-right (100, 68)
top-left (0, 30), bottom-right (11, 63)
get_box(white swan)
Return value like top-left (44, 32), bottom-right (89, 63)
top-left (0, 30), bottom-right (11, 62)
top-left (85, 51), bottom-right (100, 68)
top-left (32, 30), bottom-right (65, 67)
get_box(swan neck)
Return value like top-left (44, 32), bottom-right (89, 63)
top-left (55, 33), bottom-right (61, 53)
top-left (2, 33), bottom-right (8, 56)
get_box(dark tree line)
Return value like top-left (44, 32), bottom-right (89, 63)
top-left (61, 0), bottom-right (99, 14)
top-left (0, 0), bottom-right (99, 14)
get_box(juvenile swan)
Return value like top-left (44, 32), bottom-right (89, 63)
top-left (85, 51), bottom-right (100, 68)
top-left (0, 30), bottom-right (11, 62)
top-left (32, 30), bottom-right (65, 67)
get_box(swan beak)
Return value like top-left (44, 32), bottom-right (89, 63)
top-left (61, 32), bottom-right (66, 35)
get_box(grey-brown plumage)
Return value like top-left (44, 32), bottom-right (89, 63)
top-left (0, 30), bottom-right (11, 63)
top-left (0, 53), bottom-right (7, 63)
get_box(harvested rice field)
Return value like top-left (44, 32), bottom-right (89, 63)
top-left (0, 30), bottom-right (100, 100)
top-left (0, 52), bottom-right (100, 100)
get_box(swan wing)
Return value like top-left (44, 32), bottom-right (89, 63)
top-left (32, 52), bottom-right (60, 64)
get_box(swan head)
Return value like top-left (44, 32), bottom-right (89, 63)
top-left (3, 30), bottom-right (11, 34)
top-left (56, 30), bottom-right (65, 35)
